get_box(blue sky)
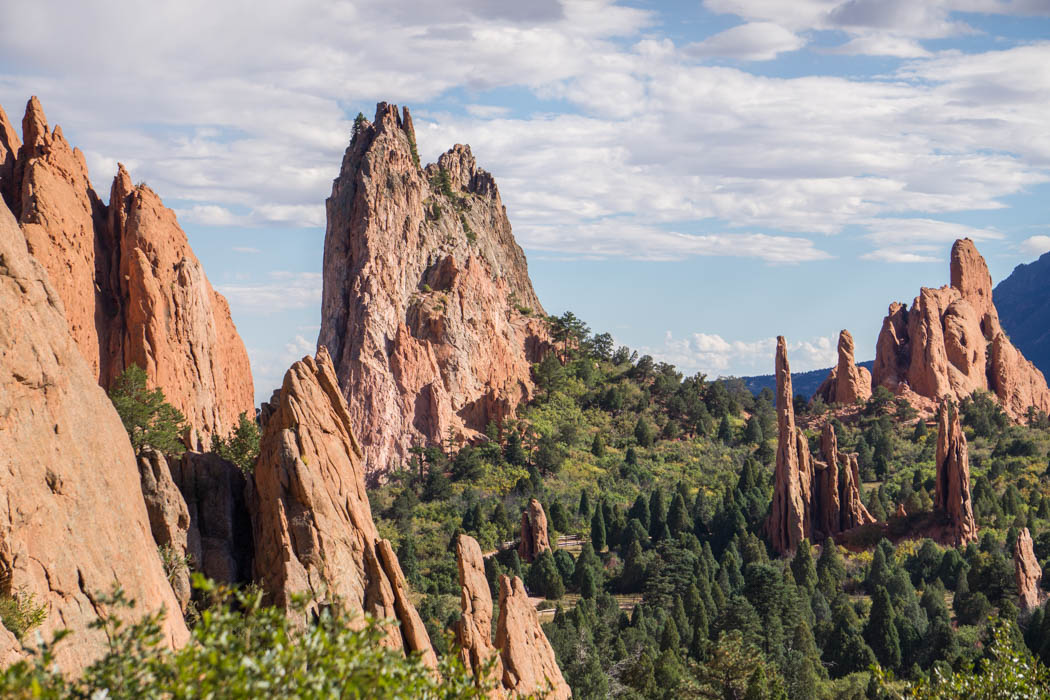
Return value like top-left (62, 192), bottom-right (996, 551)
top-left (2, 0), bottom-right (1050, 403)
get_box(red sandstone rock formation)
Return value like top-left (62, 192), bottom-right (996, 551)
top-left (137, 447), bottom-right (193, 609)
top-left (455, 535), bottom-right (504, 694)
top-left (933, 400), bottom-right (978, 546)
top-left (250, 348), bottom-right (436, 667)
top-left (818, 424), bottom-right (875, 532)
top-left (0, 98), bottom-right (253, 447)
top-left (768, 337), bottom-right (809, 554)
top-left (318, 103), bottom-right (550, 477)
top-left (872, 239), bottom-right (1050, 420)
top-left (519, 498), bottom-right (552, 563)
top-left (495, 575), bottom-right (572, 700)
top-left (0, 197), bottom-right (187, 671)
top-left (1015, 527), bottom-right (1044, 612)
top-left (814, 330), bottom-right (872, 404)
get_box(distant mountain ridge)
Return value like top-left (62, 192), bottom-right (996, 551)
top-left (735, 360), bottom-right (876, 398)
top-left (995, 250), bottom-right (1050, 380)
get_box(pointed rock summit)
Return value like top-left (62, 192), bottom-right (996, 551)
top-left (814, 329), bottom-right (872, 404)
top-left (250, 348), bottom-right (436, 666)
top-left (519, 498), bottom-right (552, 563)
top-left (0, 97), bottom-right (253, 447)
top-left (1015, 527), bottom-right (1044, 612)
top-left (872, 239), bottom-right (1050, 419)
top-left (933, 400), bottom-right (977, 546)
top-left (768, 337), bottom-right (808, 554)
top-left (319, 102), bottom-right (550, 476)
top-left (0, 197), bottom-right (187, 671)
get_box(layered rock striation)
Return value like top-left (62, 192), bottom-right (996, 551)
top-left (319, 103), bottom-right (549, 476)
top-left (768, 337), bottom-right (876, 554)
top-left (1015, 527), bottom-right (1044, 613)
top-left (495, 575), bottom-right (572, 699)
top-left (814, 330), bottom-right (872, 404)
top-left (249, 348), bottom-right (436, 666)
top-left (933, 400), bottom-right (978, 546)
top-left (0, 98), bottom-right (253, 447)
top-left (519, 498), bottom-right (552, 563)
top-left (872, 239), bottom-right (1050, 419)
top-left (0, 197), bottom-right (187, 670)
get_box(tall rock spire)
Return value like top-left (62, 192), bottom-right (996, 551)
top-left (768, 336), bottom-right (808, 554)
top-left (814, 329), bottom-right (872, 404)
top-left (933, 400), bottom-right (977, 546)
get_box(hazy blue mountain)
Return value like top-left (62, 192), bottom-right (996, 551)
top-left (995, 250), bottom-right (1050, 380)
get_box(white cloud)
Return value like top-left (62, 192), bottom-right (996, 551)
top-left (860, 217), bottom-right (1003, 261)
top-left (644, 331), bottom-right (838, 378)
top-left (1020, 235), bottom-right (1050, 257)
top-left (216, 271), bottom-right (322, 313)
top-left (686, 22), bottom-right (805, 61)
top-left (829, 34), bottom-right (931, 57)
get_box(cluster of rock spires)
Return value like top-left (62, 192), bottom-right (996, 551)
top-left (0, 99), bottom-right (254, 448)
top-left (870, 239), bottom-right (1050, 419)
top-left (767, 337), bottom-right (875, 554)
top-left (1, 96), bottom-right (569, 693)
top-left (319, 103), bottom-right (550, 478)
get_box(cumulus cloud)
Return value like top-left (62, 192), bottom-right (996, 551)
top-left (860, 218), bottom-right (1003, 261)
top-left (1020, 235), bottom-right (1050, 257)
top-left (686, 22), bottom-right (805, 61)
top-left (643, 331), bottom-right (838, 378)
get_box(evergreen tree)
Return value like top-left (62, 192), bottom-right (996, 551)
top-left (590, 432), bottom-right (605, 457)
top-left (743, 414), bottom-right (764, 445)
top-left (649, 489), bottom-right (669, 542)
top-left (634, 417), bottom-right (655, 447)
top-left (791, 540), bottom-right (818, 594)
top-left (109, 364), bottom-right (187, 456)
top-left (578, 490), bottom-right (592, 520)
top-left (628, 494), bottom-right (651, 531)
top-left (525, 550), bottom-right (565, 600)
top-left (591, 506), bottom-right (607, 552)
top-left (667, 492), bottom-right (692, 536)
top-left (718, 415), bottom-right (734, 444)
top-left (865, 586), bottom-right (902, 671)
top-left (504, 430), bottom-right (527, 466)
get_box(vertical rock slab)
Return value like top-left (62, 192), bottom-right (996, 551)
top-left (768, 337), bottom-right (809, 554)
top-left (1015, 527), bottom-right (1044, 613)
top-left (455, 535), bottom-right (504, 692)
top-left (933, 401), bottom-right (977, 546)
top-left (814, 425), bottom-right (841, 538)
top-left (519, 498), bottom-right (552, 563)
top-left (495, 575), bottom-right (571, 700)
top-left (137, 447), bottom-right (192, 609)
top-left (0, 198), bottom-right (187, 670)
top-left (319, 102), bottom-right (550, 477)
top-left (839, 451), bottom-right (875, 531)
top-left (249, 348), bottom-right (436, 665)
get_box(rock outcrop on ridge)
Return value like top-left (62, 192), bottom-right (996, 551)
top-left (0, 98), bottom-right (253, 447)
top-left (1015, 527), bottom-right (1044, 613)
top-left (495, 575), bottom-right (572, 699)
top-left (519, 498), bottom-right (552, 563)
top-left (249, 348), bottom-right (436, 666)
top-left (933, 400), bottom-right (978, 546)
top-left (318, 102), bottom-right (550, 477)
top-left (872, 239), bottom-right (1050, 420)
top-left (768, 337), bottom-right (877, 554)
top-left (0, 197), bottom-right (187, 671)
top-left (455, 535), bottom-right (504, 693)
top-left (814, 330), bottom-right (872, 404)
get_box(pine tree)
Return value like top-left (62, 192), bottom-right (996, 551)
top-left (628, 494), bottom-right (651, 530)
top-left (865, 586), bottom-right (902, 671)
top-left (667, 492), bottom-right (692, 536)
top-left (634, 417), bottom-right (654, 447)
top-left (590, 506), bottom-right (607, 552)
top-left (649, 489), bottom-right (668, 541)
top-left (718, 415), bottom-right (734, 444)
top-left (108, 364), bottom-right (187, 456)
top-left (591, 433), bottom-right (605, 457)
top-left (578, 489), bottom-right (592, 520)
top-left (791, 539), bottom-right (818, 594)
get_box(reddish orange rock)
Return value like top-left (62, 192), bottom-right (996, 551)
top-left (0, 197), bottom-right (187, 671)
top-left (495, 575), bottom-right (572, 700)
top-left (319, 103), bottom-right (550, 477)
top-left (814, 330), bottom-right (872, 404)
top-left (0, 98), bottom-right (254, 447)
top-left (455, 534), bottom-right (504, 694)
top-left (872, 239), bottom-right (1050, 420)
top-left (768, 337), bottom-right (809, 554)
top-left (519, 498), bottom-right (552, 563)
top-left (933, 400), bottom-right (977, 546)
top-left (250, 348), bottom-right (436, 666)
top-left (1014, 527), bottom-right (1044, 612)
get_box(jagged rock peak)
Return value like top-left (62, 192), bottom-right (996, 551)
top-left (519, 498), bottom-right (552, 563)
top-left (319, 101), bottom-right (550, 477)
top-left (250, 348), bottom-right (437, 667)
top-left (0, 197), bottom-right (188, 671)
top-left (1015, 527), bottom-right (1044, 612)
top-left (0, 96), bottom-right (254, 446)
top-left (496, 575), bottom-right (572, 699)
top-left (933, 400), bottom-right (978, 546)
top-left (815, 329), bottom-right (872, 404)
top-left (872, 238), bottom-right (1050, 419)
top-left (768, 337), bottom-right (807, 554)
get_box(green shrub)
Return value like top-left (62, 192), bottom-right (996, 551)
top-left (0, 588), bottom-right (47, 641)
top-left (108, 364), bottom-right (187, 456)
top-left (211, 412), bottom-right (261, 474)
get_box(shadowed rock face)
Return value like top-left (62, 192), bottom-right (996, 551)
top-left (519, 498), bottom-right (552, 563)
top-left (1015, 527), bottom-right (1044, 613)
top-left (319, 102), bottom-right (550, 477)
top-left (0, 197), bottom-right (187, 671)
top-left (872, 239), bottom-right (1050, 420)
top-left (455, 535), bottom-right (504, 693)
top-left (934, 400), bottom-right (977, 546)
top-left (814, 329), bottom-right (872, 405)
top-left (495, 575), bottom-right (572, 700)
top-left (249, 348), bottom-right (436, 667)
top-left (0, 98), bottom-right (253, 448)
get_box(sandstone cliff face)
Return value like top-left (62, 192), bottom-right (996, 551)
top-left (0, 98), bottom-right (253, 447)
top-left (137, 447), bottom-right (193, 609)
top-left (249, 348), bottom-right (436, 666)
top-left (1015, 527), bottom-right (1044, 612)
top-left (519, 498), bottom-right (552, 563)
top-left (495, 575), bottom-right (572, 700)
top-left (814, 330), bottom-right (872, 404)
top-left (455, 535), bottom-right (503, 693)
top-left (319, 103), bottom-right (549, 477)
top-left (768, 337), bottom-right (808, 554)
top-left (872, 239), bottom-right (1050, 419)
top-left (0, 198), bottom-right (187, 670)
top-left (933, 401), bottom-right (978, 546)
